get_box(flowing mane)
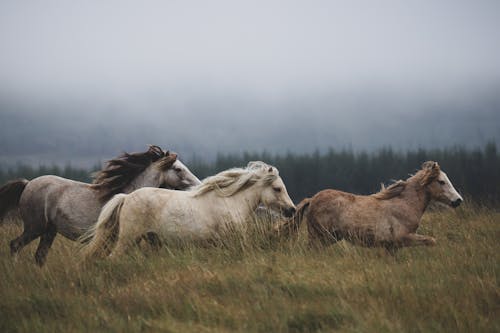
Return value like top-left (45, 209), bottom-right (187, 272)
top-left (91, 145), bottom-right (177, 201)
top-left (192, 161), bottom-right (278, 197)
top-left (372, 161), bottom-right (441, 200)
top-left (372, 180), bottom-right (408, 200)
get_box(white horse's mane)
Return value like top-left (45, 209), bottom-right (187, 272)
top-left (192, 161), bottom-right (279, 197)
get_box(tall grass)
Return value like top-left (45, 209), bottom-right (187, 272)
top-left (0, 204), bottom-right (498, 332)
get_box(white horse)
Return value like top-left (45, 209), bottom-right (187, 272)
top-left (82, 161), bottom-right (296, 259)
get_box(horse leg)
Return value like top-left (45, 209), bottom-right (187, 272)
top-left (111, 214), bottom-right (151, 258)
top-left (10, 228), bottom-right (43, 257)
top-left (307, 222), bottom-right (342, 248)
top-left (144, 232), bottom-right (162, 251)
top-left (401, 233), bottom-right (436, 247)
top-left (109, 235), bottom-right (135, 258)
top-left (34, 224), bottom-right (57, 266)
top-left (382, 242), bottom-right (401, 255)
top-left (135, 232), bottom-right (162, 248)
top-left (110, 242), bottom-right (130, 258)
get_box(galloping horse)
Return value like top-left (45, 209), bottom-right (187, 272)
top-left (0, 145), bottom-right (201, 265)
top-left (276, 161), bottom-right (463, 248)
top-left (82, 161), bottom-right (296, 259)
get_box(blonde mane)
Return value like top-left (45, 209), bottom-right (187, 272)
top-left (372, 161), bottom-right (441, 200)
top-left (192, 161), bottom-right (278, 197)
top-left (372, 180), bottom-right (408, 200)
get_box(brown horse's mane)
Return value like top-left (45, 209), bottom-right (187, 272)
top-left (372, 161), bottom-right (441, 200)
top-left (372, 180), bottom-right (408, 200)
top-left (91, 145), bottom-right (177, 201)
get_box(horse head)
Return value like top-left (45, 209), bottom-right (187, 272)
top-left (421, 161), bottom-right (463, 207)
top-left (156, 150), bottom-right (201, 190)
top-left (251, 163), bottom-right (296, 217)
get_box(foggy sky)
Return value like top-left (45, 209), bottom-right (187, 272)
top-left (1, 1), bottom-right (500, 165)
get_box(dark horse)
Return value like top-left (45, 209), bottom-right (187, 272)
top-left (0, 145), bottom-right (201, 265)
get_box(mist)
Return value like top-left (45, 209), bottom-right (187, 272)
top-left (1, 0), bottom-right (499, 166)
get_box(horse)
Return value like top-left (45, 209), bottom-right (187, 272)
top-left (275, 161), bottom-right (463, 249)
top-left (0, 145), bottom-right (201, 265)
top-left (81, 161), bottom-right (296, 259)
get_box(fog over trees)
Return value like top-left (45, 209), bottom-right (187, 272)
top-left (1, 1), bottom-right (499, 166)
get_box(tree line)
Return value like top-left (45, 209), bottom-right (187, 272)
top-left (1, 142), bottom-right (498, 203)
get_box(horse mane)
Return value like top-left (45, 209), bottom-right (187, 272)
top-left (91, 145), bottom-right (177, 201)
top-left (372, 161), bottom-right (441, 200)
top-left (192, 161), bottom-right (278, 197)
top-left (372, 180), bottom-right (408, 200)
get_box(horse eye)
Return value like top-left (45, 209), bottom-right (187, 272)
top-left (273, 187), bottom-right (282, 193)
top-left (438, 180), bottom-right (445, 185)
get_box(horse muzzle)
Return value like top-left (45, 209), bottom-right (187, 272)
top-left (451, 198), bottom-right (463, 208)
top-left (283, 206), bottom-right (296, 218)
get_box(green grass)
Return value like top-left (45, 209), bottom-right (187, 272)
top-left (0, 204), bottom-right (499, 332)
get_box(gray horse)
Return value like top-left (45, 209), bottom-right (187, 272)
top-left (0, 145), bottom-right (201, 265)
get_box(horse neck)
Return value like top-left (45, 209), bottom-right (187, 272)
top-left (123, 164), bottom-right (161, 193)
top-left (400, 174), bottom-right (431, 218)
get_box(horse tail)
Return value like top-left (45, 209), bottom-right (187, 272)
top-left (274, 198), bottom-right (311, 236)
top-left (0, 179), bottom-right (29, 221)
top-left (80, 193), bottom-right (127, 259)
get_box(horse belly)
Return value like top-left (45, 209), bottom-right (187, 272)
top-left (341, 211), bottom-right (407, 245)
top-left (53, 207), bottom-right (99, 240)
top-left (49, 185), bottom-right (101, 240)
top-left (319, 205), bottom-right (383, 244)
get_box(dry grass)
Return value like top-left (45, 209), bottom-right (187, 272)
top-left (0, 203), bottom-right (499, 332)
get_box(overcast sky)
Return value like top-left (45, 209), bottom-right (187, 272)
top-left (1, 0), bottom-right (499, 164)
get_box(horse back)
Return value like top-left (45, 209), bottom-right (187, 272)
top-left (310, 189), bottom-right (356, 210)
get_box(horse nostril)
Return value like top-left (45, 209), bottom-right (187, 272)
top-left (451, 198), bottom-right (463, 207)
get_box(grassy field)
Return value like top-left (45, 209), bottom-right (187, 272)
top-left (0, 204), bottom-right (498, 332)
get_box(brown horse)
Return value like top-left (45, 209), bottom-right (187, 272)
top-left (0, 145), bottom-right (201, 265)
top-left (276, 161), bottom-right (463, 248)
